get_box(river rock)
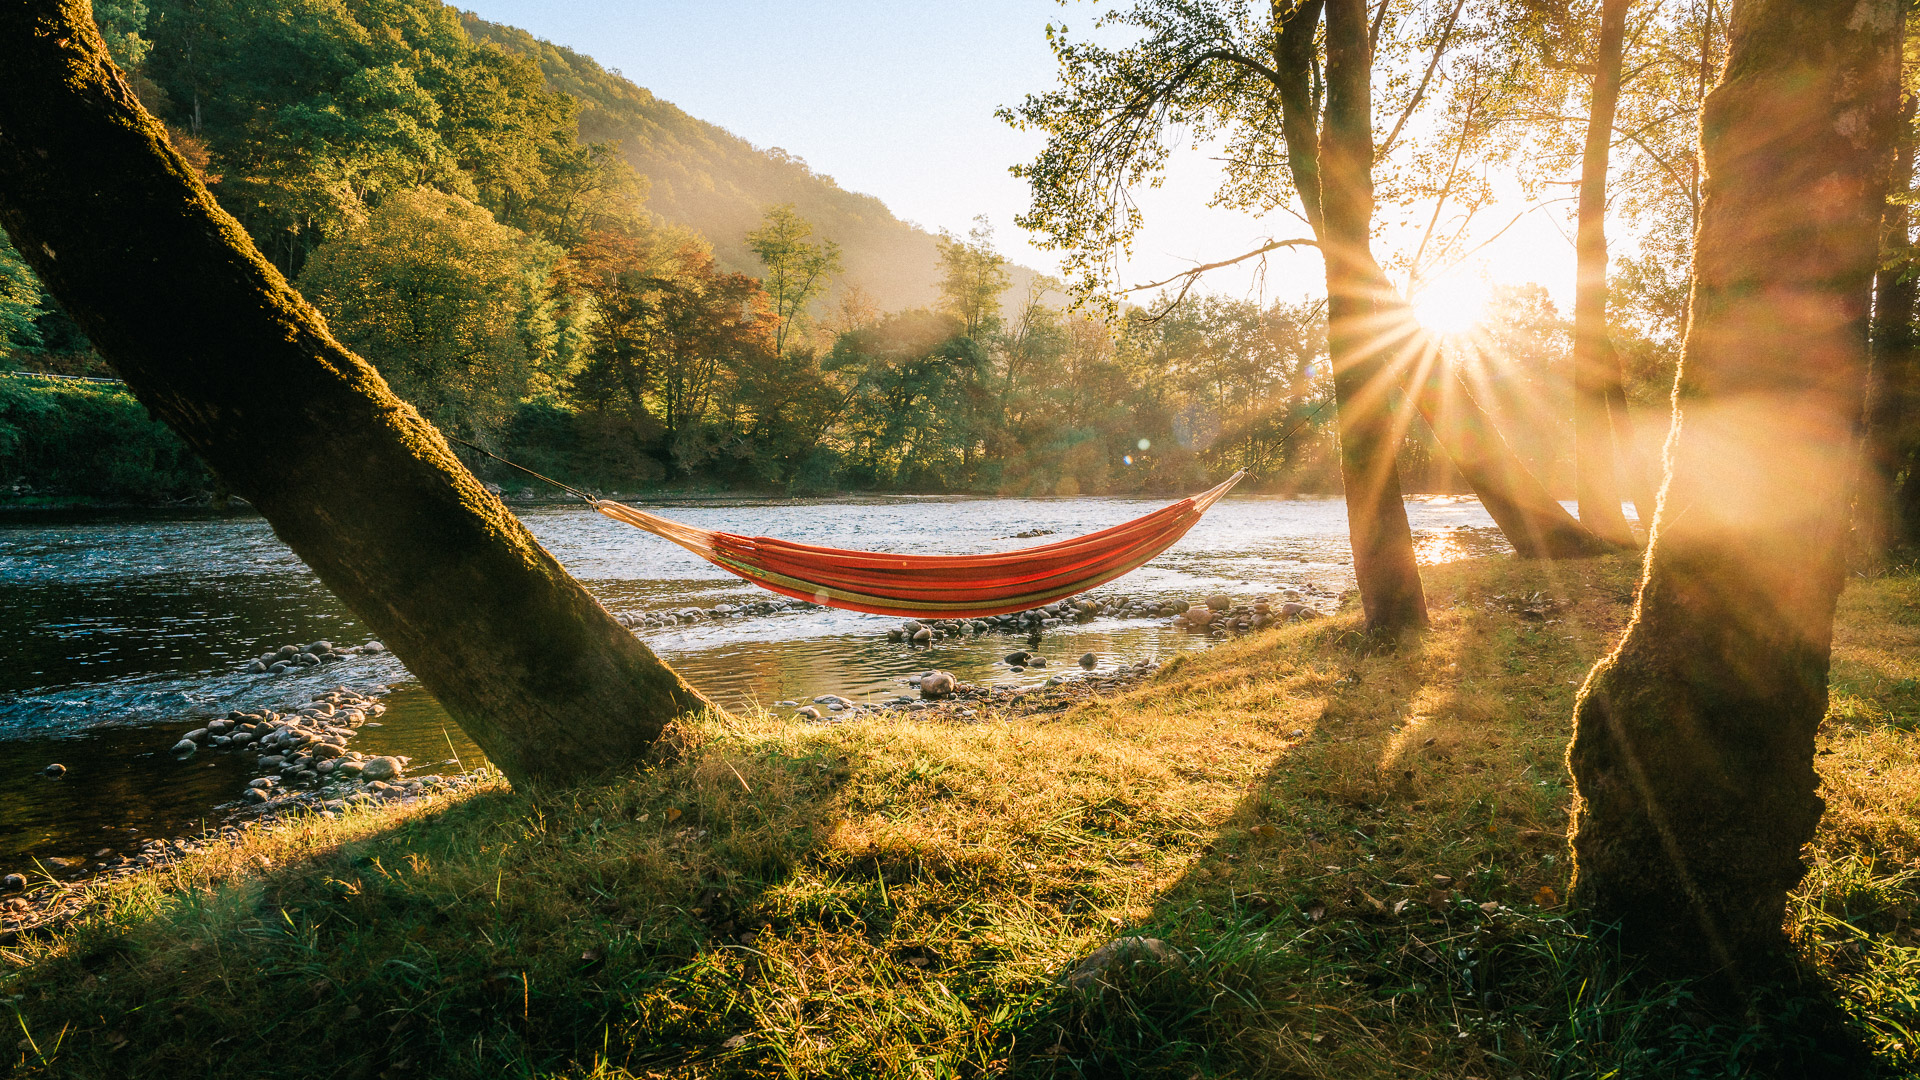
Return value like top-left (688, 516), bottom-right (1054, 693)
top-left (1, 873), bottom-right (24, 892)
top-left (911, 628), bottom-right (933, 645)
top-left (796, 705), bottom-right (822, 720)
top-left (171, 740), bottom-right (197, 754)
top-left (42, 763), bottom-right (66, 778)
top-left (360, 757), bottom-right (402, 782)
top-left (1029, 657), bottom-right (1047, 668)
top-left (1004, 651), bottom-right (1030, 666)
top-left (919, 671), bottom-right (956, 699)
top-left (1079, 652), bottom-right (1097, 668)
top-left (363, 640), bottom-right (385, 652)
top-left (1206, 594), bottom-right (1232, 611)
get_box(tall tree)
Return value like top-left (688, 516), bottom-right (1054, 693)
top-left (0, 0), bottom-right (711, 785)
top-left (1567, 0), bottom-right (1901, 978)
top-left (1571, 0), bottom-right (1641, 547)
top-left (746, 204), bottom-right (841, 358)
top-left (1318, 0), bottom-right (1430, 633)
top-left (936, 216), bottom-right (1013, 339)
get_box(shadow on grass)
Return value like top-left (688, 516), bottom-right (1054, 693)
top-left (5, 725), bottom-right (867, 1079)
top-left (1000, 566), bottom-right (1889, 1080)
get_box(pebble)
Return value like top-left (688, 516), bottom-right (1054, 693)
top-left (41, 763), bottom-right (66, 778)
top-left (1, 874), bottom-right (23, 892)
top-left (1080, 653), bottom-right (1097, 668)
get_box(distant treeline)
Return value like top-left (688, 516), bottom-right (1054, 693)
top-left (0, 0), bottom-right (1589, 502)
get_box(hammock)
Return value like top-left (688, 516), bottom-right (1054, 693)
top-left (591, 471), bottom-right (1246, 619)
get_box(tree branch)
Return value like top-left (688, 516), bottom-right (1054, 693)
top-left (1376, 0), bottom-right (1468, 161)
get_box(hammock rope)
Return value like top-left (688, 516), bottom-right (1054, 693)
top-left (448, 436), bottom-right (1246, 619)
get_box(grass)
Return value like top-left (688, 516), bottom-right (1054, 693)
top-left (4, 553), bottom-right (1920, 1077)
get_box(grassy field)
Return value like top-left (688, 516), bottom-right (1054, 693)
top-left (5, 553), bottom-right (1920, 1078)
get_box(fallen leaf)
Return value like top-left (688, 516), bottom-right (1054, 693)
top-left (1534, 885), bottom-right (1560, 907)
top-left (1308, 903), bottom-right (1326, 922)
top-left (1392, 898), bottom-right (1412, 916)
top-left (1249, 824), bottom-right (1280, 841)
top-left (665, 808), bottom-right (683, 823)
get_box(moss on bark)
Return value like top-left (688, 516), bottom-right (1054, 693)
top-left (0, 0), bottom-right (712, 786)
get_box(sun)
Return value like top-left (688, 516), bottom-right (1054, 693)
top-left (1410, 272), bottom-right (1493, 336)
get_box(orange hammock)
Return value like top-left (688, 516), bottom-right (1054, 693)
top-left (592, 471), bottom-right (1246, 618)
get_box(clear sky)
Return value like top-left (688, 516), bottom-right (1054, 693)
top-left (460, 0), bottom-right (1580, 311)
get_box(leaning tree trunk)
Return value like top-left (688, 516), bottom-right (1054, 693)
top-left (1567, 0), bottom-right (1900, 980)
top-left (1572, 0), bottom-right (1640, 547)
top-left (1399, 344), bottom-right (1616, 557)
top-left (0, 0), bottom-right (712, 786)
top-left (1320, 0), bottom-right (1428, 635)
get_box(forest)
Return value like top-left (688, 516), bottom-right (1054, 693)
top-left (0, 0), bottom-right (1692, 501)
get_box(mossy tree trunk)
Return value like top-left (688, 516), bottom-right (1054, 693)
top-left (1567, 0), bottom-right (1901, 979)
top-left (1572, 0), bottom-right (1641, 548)
top-left (0, 0), bottom-right (712, 786)
top-left (1319, 0), bottom-right (1428, 636)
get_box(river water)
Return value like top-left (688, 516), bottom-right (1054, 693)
top-left (0, 494), bottom-right (1511, 874)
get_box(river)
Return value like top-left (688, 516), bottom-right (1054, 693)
top-left (0, 493), bottom-right (1512, 875)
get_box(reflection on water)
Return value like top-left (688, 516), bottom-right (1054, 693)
top-left (0, 493), bottom-right (1529, 869)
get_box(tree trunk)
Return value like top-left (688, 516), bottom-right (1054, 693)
top-left (1605, 373), bottom-right (1660, 526)
top-left (1400, 350), bottom-right (1616, 557)
top-left (1320, 0), bottom-right (1428, 636)
top-left (1872, 94), bottom-right (1918, 547)
top-left (1567, 0), bottom-right (1900, 980)
top-left (0, 0), bottom-right (712, 786)
top-left (1572, 0), bottom-right (1639, 547)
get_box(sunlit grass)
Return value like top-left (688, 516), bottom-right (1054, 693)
top-left (3, 554), bottom-right (1918, 1077)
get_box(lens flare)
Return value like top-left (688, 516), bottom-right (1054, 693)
top-left (1410, 273), bottom-right (1492, 336)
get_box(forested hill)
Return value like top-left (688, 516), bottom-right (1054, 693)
top-left (461, 16), bottom-right (960, 312)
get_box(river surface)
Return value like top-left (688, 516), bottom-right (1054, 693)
top-left (0, 494), bottom-right (1514, 874)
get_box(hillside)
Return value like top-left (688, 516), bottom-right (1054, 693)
top-left (463, 15), bottom-right (1000, 314)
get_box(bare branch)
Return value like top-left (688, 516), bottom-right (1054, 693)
top-left (1125, 237), bottom-right (1321, 294)
top-left (1376, 0), bottom-right (1468, 161)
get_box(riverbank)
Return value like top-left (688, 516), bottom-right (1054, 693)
top-left (8, 552), bottom-right (1915, 1078)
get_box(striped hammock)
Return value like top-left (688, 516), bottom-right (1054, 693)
top-left (593, 472), bottom-right (1246, 619)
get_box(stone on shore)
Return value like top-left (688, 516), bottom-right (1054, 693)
top-left (359, 756), bottom-right (402, 782)
top-left (42, 763), bottom-right (66, 778)
top-left (171, 740), bottom-right (197, 754)
top-left (1079, 652), bottom-right (1097, 668)
top-left (919, 671), bottom-right (957, 699)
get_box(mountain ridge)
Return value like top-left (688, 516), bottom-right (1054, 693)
top-left (462, 15), bottom-right (1026, 314)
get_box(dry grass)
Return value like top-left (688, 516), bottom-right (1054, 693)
top-left (3, 553), bottom-right (1919, 1078)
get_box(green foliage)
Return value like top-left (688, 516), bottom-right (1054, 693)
top-left (745, 204), bottom-right (842, 358)
top-left (140, 0), bottom-right (621, 275)
top-left (296, 188), bottom-right (574, 444)
top-left (0, 234), bottom-right (45, 358)
top-left (0, 378), bottom-right (208, 500)
top-left (936, 217), bottom-right (1012, 340)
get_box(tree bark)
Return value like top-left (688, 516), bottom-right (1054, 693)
top-left (1567, 0), bottom-right (1900, 980)
top-left (1320, 0), bottom-right (1428, 635)
top-left (0, 0), bottom-right (712, 786)
top-left (1400, 349), bottom-right (1617, 557)
top-left (1873, 92), bottom-right (1918, 546)
top-left (1572, 0), bottom-right (1639, 547)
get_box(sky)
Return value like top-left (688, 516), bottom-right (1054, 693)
top-left (461, 0), bottom-right (1584, 311)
